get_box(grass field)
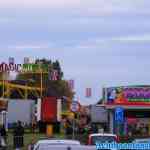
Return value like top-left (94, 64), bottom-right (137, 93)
top-left (6, 132), bottom-right (65, 150)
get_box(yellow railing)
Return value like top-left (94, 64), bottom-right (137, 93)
top-left (0, 81), bottom-right (44, 99)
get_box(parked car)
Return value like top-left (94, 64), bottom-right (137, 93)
top-left (32, 139), bottom-right (81, 150)
top-left (88, 133), bottom-right (118, 145)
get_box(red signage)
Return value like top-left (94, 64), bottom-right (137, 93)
top-left (41, 97), bottom-right (57, 122)
top-left (0, 62), bottom-right (21, 72)
top-left (86, 88), bottom-right (92, 97)
top-left (127, 118), bottom-right (138, 124)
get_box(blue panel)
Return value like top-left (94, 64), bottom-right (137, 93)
top-left (115, 107), bottom-right (124, 123)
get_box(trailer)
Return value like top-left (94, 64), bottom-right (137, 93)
top-left (7, 99), bottom-right (35, 127)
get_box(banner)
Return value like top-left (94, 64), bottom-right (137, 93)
top-left (106, 86), bottom-right (150, 104)
top-left (86, 88), bottom-right (92, 97)
top-left (68, 79), bottom-right (74, 90)
top-left (48, 69), bottom-right (58, 81)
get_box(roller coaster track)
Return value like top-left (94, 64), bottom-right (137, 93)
top-left (0, 81), bottom-right (44, 99)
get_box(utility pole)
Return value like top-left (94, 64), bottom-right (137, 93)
top-left (72, 112), bottom-right (75, 139)
top-left (25, 82), bottom-right (28, 99)
top-left (40, 69), bottom-right (43, 98)
top-left (2, 73), bottom-right (4, 98)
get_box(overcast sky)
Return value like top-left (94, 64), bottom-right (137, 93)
top-left (0, 0), bottom-right (150, 105)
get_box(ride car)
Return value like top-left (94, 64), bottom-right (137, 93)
top-left (33, 139), bottom-right (81, 150)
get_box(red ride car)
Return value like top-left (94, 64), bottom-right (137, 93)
top-left (88, 133), bottom-right (118, 145)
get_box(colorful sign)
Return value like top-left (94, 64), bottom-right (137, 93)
top-left (70, 101), bottom-right (79, 112)
top-left (106, 86), bottom-right (150, 104)
top-left (0, 62), bottom-right (49, 73)
top-left (68, 79), bottom-right (74, 90)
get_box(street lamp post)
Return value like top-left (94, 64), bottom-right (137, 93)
top-left (40, 70), bottom-right (43, 98)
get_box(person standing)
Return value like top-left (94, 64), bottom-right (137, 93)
top-left (13, 121), bottom-right (24, 150)
top-left (65, 119), bottom-right (73, 139)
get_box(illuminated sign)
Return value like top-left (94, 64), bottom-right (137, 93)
top-left (106, 86), bottom-right (150, 104)
top-left (0, 62), bottom-right (49, 73)
top-left (22, 64), bottom-right (49, 72)
top-left (124, 88), bottom-right (150, 101)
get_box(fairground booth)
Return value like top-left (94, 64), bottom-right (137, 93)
top-left (103, 86), bottom-right (150, 138)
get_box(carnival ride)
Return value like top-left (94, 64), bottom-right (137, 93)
top-left (0, 70), bottom-right (46, 99)
top-left (0, 80), bottom-right (44, 99)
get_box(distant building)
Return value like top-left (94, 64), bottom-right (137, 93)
top-left (103, 85), bottom-right (150, 138)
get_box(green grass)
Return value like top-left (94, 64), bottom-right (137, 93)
top-left (6, 132), bottom-right (65, 150)
top-left (7, 133), bottom-right (45, 150)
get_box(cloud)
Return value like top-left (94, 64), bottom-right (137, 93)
top-left (7, 44), bottom-right (49, 50)
top-left (114, 34), bottom-right (150, 42)
top-left (0, 0), bottom-right (98, 9)
top-left (75, 34), bottom-right (150, 50)
top-left (0, 0), bottom-right (111, 17)
top-left (0, 17), bottom-right (14, 23)
top-left (101, 34), bottom-right (150, 43)
top-left (4, 33), bottom-right (150, 55)
top-left (0, 0), bottom-right (150, 16)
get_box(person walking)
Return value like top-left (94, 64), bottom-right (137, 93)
top-left (0, 124), bottom-right (7, 149)
top-left (13, 121), bottom-right (24, 150)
